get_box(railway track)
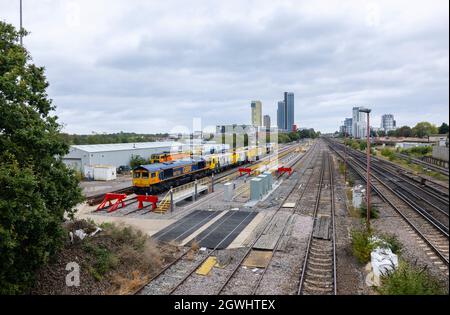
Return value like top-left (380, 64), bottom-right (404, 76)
top-left (326, 139), bottom-right (449, 266)
top-left (396, 152), bottom-right (449, 177)
top-left (135, 140), bottom-right (318, 295)
top-left (330, 140), bottom-right (449, 233)
top-left (216, 141), bottom-right (320, 295)
top-left (298, 151), bottom-right (337, 295)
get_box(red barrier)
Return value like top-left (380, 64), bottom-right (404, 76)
top-left (278, 167), bottom-right (292, 176)
top-left (239, 167), bottom-right (252, 176)
top-left (137, 195), bottom-right (158, 210)
top-left (96, 193), bottom-right (127, 212)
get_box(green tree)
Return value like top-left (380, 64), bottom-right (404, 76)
top-left (0, 22), bottom-right (84, 294)
top-left (394, 126), bottom-right (412, 137)
top-left (130, 154), bottom-right (147, 168)
top-left (438, 122), bottom-right (449, 134)
top-left (412, 122), bottom-right (438, 138)
top-left (359, 141), bottom-right (367, 151)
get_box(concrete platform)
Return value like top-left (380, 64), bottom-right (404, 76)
top-left (187, 211), bottom-right (258, 249)
top-left (172, 185), bottom-right (208, 205)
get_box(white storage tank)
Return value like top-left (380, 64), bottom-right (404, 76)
top-left (93, 165), bottom-right (117, 181)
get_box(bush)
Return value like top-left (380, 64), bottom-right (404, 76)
top-left (381, 148), bottom-right (396, 161)
top-left (401, 146), bottom-right (432, 157)
top-left (379, 233), bottom-right (402, 254)
top-left (83, 242), bottom-right (118, 281)
top-left (359, 203), bottom-right (379, 219)
top-left (377, 260), bottom-right (444, 295)
top-left (351, 229), bottom-right (374, 263)
top-left (359, 141), bottom-right (367, 151)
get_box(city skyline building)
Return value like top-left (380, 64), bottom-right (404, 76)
top-left (277, 100), bottom-right (285, 131)
top-left (263, 115), bottom-right (271, 130)
top-left (381, 114), bottom-right (396, 132)
top-left (251, 100), bottom-right (262, 126)
top-left (344, 117), bottom-right (353, 136)
top-left (284, 92), bottom-right (295, 132)
top-left (352, 106), bottom-right (367, 139)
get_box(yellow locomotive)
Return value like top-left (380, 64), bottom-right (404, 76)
top-left (132, 144), bottom-right (275, 194)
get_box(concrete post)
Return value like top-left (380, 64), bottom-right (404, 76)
top-left (211, 174), bottom-right (214, 192)
top-left (194, 179), bottom-right (198, 202)
top-left (170, 187), bottom-right (174, 213)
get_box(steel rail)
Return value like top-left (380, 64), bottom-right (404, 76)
top-left (297, 152), bottom-right (327, 294)
top-left (135, 141), bottom-right (318, 295)
top-left (215, 141), bottom-right (320, 295)
top-left (250, 142), bottom-right (319, 295)
top-left (326, 140), bottom-right (449, 265)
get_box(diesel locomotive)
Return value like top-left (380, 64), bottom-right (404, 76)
top-left (132, 144), bottom-right (274, 194)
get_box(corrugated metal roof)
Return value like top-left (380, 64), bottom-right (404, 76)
top-left (71, 141), bottom-right (184, 153)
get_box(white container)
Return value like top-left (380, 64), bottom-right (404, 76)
top-left (84, 165), bottom-right (94, 180)
top-left (223, 182), bottom-right (234, 201)
top-left (352, 185), bottom-right (364, 209)
top-left (93, 165), bottom-right (117, 181)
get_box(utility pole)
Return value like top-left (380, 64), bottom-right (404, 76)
top-left (343, 121), bottom-right (347, 184)
top-left (359, 107), bottom-right (372, 230)
top-left (19, 0), bottom-right (23, 45)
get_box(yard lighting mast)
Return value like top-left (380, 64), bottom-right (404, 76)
top-left (19, 0), bottom-right (23, 45)
top-left (359, 107), bottom-right (372, 230)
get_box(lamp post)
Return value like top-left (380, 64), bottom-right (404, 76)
top-left (19, 0), bottom-right (23, 45)
top-left (343, 122), bottom-right (347, 184)
top-left (359, 107), bottom-right (372, 230)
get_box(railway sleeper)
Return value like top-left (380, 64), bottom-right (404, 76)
top-left (304, 278), bottom-right (333, 287)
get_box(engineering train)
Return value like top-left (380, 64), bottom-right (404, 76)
top-left (132, 144), bottom-right (273, 194)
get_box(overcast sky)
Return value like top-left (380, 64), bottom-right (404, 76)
top-left (1, 0), bottom-right (448, 134)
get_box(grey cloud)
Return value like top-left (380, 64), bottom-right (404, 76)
top-left (1, 0), bottom-right (447, 133)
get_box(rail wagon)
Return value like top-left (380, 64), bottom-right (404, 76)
top-left (150, 151), bottom-right (189, 164)
top-left (132, 158), bottom-right (209, 194)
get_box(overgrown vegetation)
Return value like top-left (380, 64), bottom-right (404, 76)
top-left (31, 220), bottom-right (175, 294)
top-left (380, 147), bottom-right (396, 161)
top-left (359, 203), bottom-right (379, 219)
top-left (0, 22), bottom-right (84, 294)
top-left (400, 146), bottom-right (432, 157)
top-left (351, 229), bottom-right (401, 264)
top-left (351, 229), bottom-right (373, 263)
top-left (377, 260), bottom-right (444, 295)
top-left (82, 242), bottom-right (118, 281)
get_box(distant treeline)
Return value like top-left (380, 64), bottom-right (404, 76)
top-left (278, 128), bottom-right (320, 143)
top-left (60, 132), bottom-right (170, 145)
